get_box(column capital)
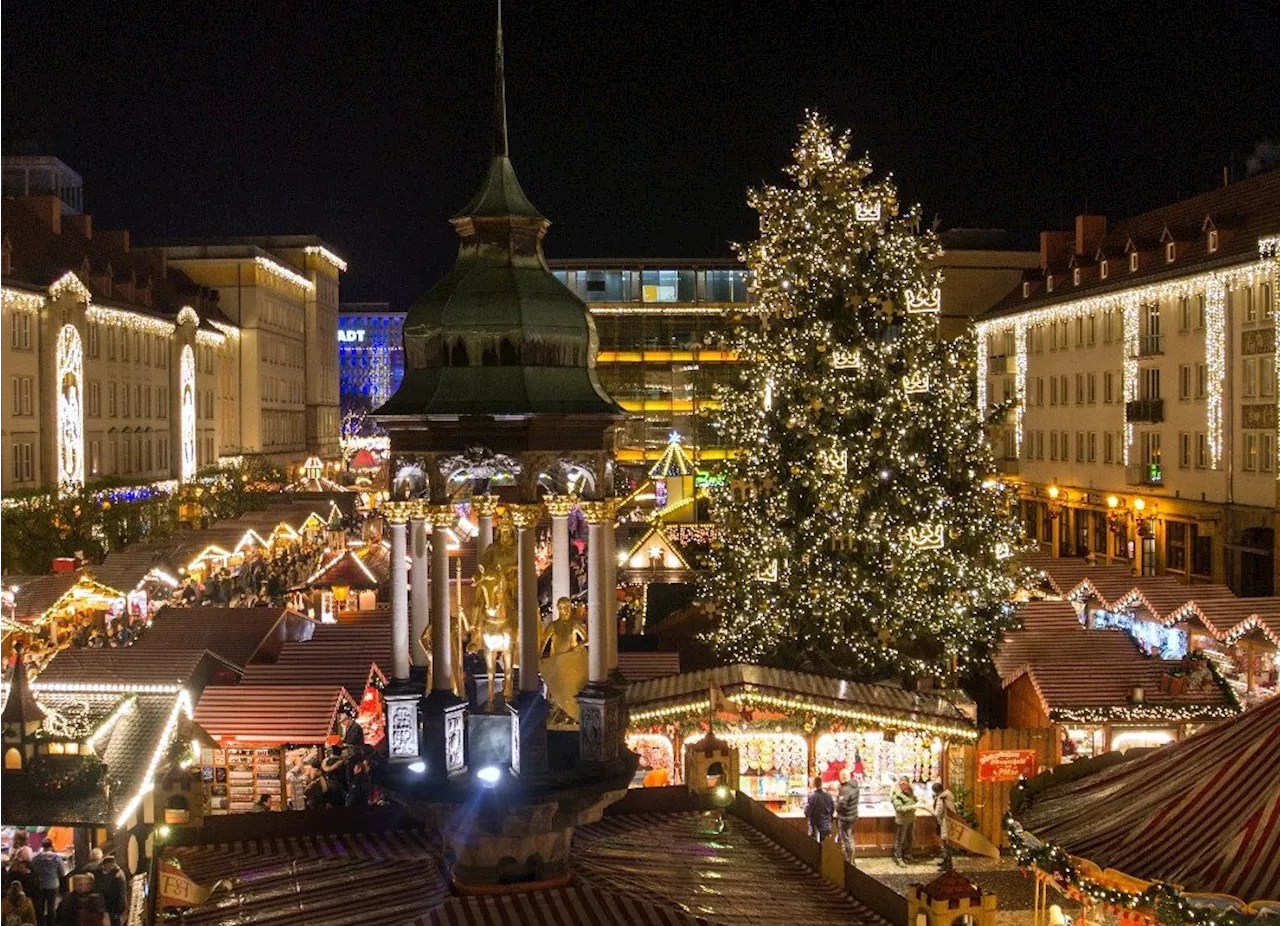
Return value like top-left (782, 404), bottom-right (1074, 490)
top-left (407, 500), bottom-right (431, 523)
top-left (471, 494), bottom-right (501, 518)
top-left (424, 502), bottom-right (457, 529)
top-left (543, 494), bottom-right (578, 518)
top-left (508, 503), bottom-right (543, 529)
top-left (579, 498), bottom-right (621, 525)
top-left (383, 501), bottom-right (413, 525)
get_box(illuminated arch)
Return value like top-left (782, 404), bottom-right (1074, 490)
top-left (55, 324), bottom-right (85, 493)
top-left (180, 345), bottom-right (197, 481)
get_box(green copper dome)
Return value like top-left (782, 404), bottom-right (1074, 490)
top-left (374, 7), bottom-right (621, 420)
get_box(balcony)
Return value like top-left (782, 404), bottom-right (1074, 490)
top-left (1126, 398), bottom-right (1164, 423)
top-left (1125, 462), bottom-right (1164, 486)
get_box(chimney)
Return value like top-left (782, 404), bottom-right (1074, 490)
top-left (98, 229), bottom-right (130, 254)
top-left (1075, 215), bottom-right (1106, 257)
top-left (24, 196), bottom-right (62, 235)
top-left (1039, 230), bottom-right (1073, 271)
top-left (65, 213), bottom-right (92, 239)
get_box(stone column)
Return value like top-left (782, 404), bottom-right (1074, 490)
top-left (409, 509), bottom-right (430, 667)
top-left (473, 494), bottom-right (500, 560)
top-left (579, 501), bottom-right (609, 685)
top-left (509, 504), bottom-right (544, 694)
top-left (603, 498), bottom-right (619, 673)
top-left (387, 508), bottom-right (410, 681)
top-left (427, 504), bottom-right (453, 693)
top-left (544, 494), bottom-right (576, 609)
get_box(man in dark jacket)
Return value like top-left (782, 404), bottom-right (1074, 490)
top-left (835, 770), bottom-right (860, 863)
top-left (803, 777), bottom-right (835, 844)
top-left (93, 855), bottom-right (127, 926)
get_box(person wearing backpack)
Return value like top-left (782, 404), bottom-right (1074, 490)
top-left (803, 777), bottom-right (835, 844)
top-left (835, 769), bottom-right (860, 864)
top-left (2, 881), bottom-right (37, 926)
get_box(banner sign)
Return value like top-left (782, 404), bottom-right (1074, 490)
top-left (159, 862), bottom-right (210, 908)
top-left (977, 749), bottom-right (1037, 782)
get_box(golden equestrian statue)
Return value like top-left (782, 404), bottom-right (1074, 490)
top-left (468, 517), bottom-right (519, 711)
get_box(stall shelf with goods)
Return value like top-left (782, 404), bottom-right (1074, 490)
top-left (625, 663), bottom-right (975, 850)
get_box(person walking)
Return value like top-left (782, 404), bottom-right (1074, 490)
top-left (303, 766), bottom-right (328, 811)
top-left (28, 840), bottom-right (63, 926)
top-left (835, 770), bottom-right (860, 864)
top-left (2, 880), bottom-right (37, 926)
top-left (803, 776), bottom-right (835, 844)
top-left (932, 782), bottom-right (957, 871)
top-left (91, 857), bottom-right (126, 926)
top-left (891, 777), bottom-right (918, 866)
top-left (53, 875), bottom-right (106, 926)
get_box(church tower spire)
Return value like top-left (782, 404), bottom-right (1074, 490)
top-left (493, 0), bottom-right (508, 158)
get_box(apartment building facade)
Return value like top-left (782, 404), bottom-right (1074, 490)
top-left (976, 170), bottom-right (1280, 594)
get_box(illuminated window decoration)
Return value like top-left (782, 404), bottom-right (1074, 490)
top-left (855, 201), bottom-right (881, 223)
top-left (1204, 280), bottom-right (1226, 468)
top-left (255, 256), bottom-right (314, 292)
top-left (56, 324), bottom-right (85, 494)
top-left (994, 541), bottom-right (1013, 561)
top-left (902, 370), bottom-right (930, 394)
top-left (84, 304), bottom-right (176, 336)
top-left (755, 558), bottom-right (779, 582)
top-left (304, 245), bottom-right (348, 272)
top-left (1013, 323), bottom-right (1027, 458)
top-left (176, 306), bottom-right (200, 327)
top-left (48, 271), bottom-right (91, 302)
top-left (831, 347), bottom-right (860, 369)
top-left (906, 287), bottom-right (941, 314)
top-left (180, 345), bottom-right (197, 482)
top-left (816, 446), bottom-right (847, 475)
top-left (906, 523), bottom-right (945, 550)
top-left (209, 320), bottom-right (240, 340)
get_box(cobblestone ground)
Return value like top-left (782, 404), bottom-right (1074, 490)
top-left (857, 855), bottom-right (1085, 926)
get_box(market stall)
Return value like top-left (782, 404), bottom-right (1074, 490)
top-left (191, 684), bottom-right (357, 813)
top-left (625, 663), bottom-right (976, 851)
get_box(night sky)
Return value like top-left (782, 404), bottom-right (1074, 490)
top-left (4, 2), bottom-right (1278, 307)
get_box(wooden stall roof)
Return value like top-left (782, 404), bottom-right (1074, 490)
top-left (8, 572), bottom-right (91, 619)
top-left (297, 547), bottom-right (388, 590)
top-left (238, 616), bottom-right (391, 696)
top-left (1021, 552), bottom-right (1137, 601)
top-left (31, 647), bottom-right (237, 691)
top-left (193, 684), bottom-right (354, 745)
top-left (626, 663), bottom-right (974, 731)
top-left (1016, 696), bottom-right (1280, 902)
top-left (133, 607), bottom-right (306, 670)
top-left (87, 547), bottom-right (180, 594)
top-left (616, 651), bottom-right (682, 682)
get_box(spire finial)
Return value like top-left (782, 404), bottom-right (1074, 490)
top-left (493, 0), bottom-right (508, 158)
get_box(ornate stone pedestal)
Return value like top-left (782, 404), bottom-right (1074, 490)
top-left (508, 690), bottom-right (549, 780)
top-left (575, 682), bottom-right (624, 766)
top-left (383, 683), bottom-right (422, 765)
top-left (420, 689), bottom-right (468, 784)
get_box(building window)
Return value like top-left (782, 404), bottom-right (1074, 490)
top-left (1179, 432), bottom-right (1191, 468)
top-left (88, 381), bottom-right (100, 417)
top-left (1075, 373), bottom-right (1084, 405)
top-left (1104, 371), bottom-right (1114, 404)
top-left (87, 323), bottom-right (99, 358)
top-left (1141, 431), bottom-right (1161, 468)
top-left (1076, 431), bottom-right (1085, 462)
top-left (1087, 313), bottom-right (1096, 345)
top-left (705, 269), bottom-right (750, 302)
top-left (121, 333), bottom-right (129, 361)
top-left (1087, 372), bottom-right (1096, 404)
top-left (1178, 364), bottom-right (1191, 400)
top-left (1196, 432), bottom-right (1209, 469)
top-left (641, 269), bottom-right (694, 304)
top-left (1263, 283), bottom-right (1274, 322)
top-left (1036, 431), bottom-right (1044, 460)
top-left (1141, 301), bottom-right (1162, 354)
top-left (1195, 293), bottom-right (1206, 329)
top-left (1208, 229), bottom-right (1219, 252)
top-left (1243, 433), bottom-right (1259, 472)
top-left (1194, 363), bottom-right (1207, 400)
top-left (1103, 310), bottom-right (1114, 342)
top-left (1262, 434), bottom-right (1276, 474)
top-left (1100, 260), bottom-right (1109, 279)
top-left (1167, 521), bottom-right (1188, 572)
top-left (1022, 282), bottom-right (1030, 298)
top-left (1178, 296), bottom-right (1191, 331)
top-left (89, 440), bottom-right (100, 476)
top-left (1073, 268), bottom-right (1081, 286)
top-left (1243, 286), bottom-right (1257, 324)
top-left (1140, 367), bottom-right (1161, 401)
top-left (1262, 356), bottom-right (1276, 398)
top-left (1050, 377), bottom-right (1058, 406)
top-left (1088, 431), bottom-right (1097, 462)
top-left (1075, 316), bottom-right (1084, 346)
top-left (1050, 431), bottom-right (1059, 461)
top-left (1046, 275), bottom-right (1054, 293)
top-left (1036, 377), bottom-right (1044, 405)
top-left (1104, 432), bottom-right (1115, 464)
top-left (1243, 358), bottom-right (1258, 397)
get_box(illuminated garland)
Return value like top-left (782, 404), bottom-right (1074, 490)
top-left (255, 256), bottom-right (314, 292)
top-left (304, 244), bottom-right (348, 272)
top-left (85, 304), bottom-right (177, 336)
top-left (1005, 815), bottom-right (1266, 926)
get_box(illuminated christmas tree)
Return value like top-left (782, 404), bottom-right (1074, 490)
top-left (704, 113), bottom-right (1023, 683)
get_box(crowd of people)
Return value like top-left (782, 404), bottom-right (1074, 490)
top-left (179, 544), bottom-right (327, 610)
top-left (803, 774), bottom-right (957, 870)
top-left (282, 716), bottom-right (379, 812)
top-left (2, 837), bottom-right (127, 926)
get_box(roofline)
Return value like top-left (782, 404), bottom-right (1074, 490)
top-left (545, 257), bottom-right (743, 268)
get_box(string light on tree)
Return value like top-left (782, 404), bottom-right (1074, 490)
top-left (703, 112), bottom-right (1023, 683)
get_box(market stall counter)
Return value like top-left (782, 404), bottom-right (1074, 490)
top-left (625, 664), bottom-right (976, 852)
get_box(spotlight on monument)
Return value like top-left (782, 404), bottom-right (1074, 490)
top-left (408, 761), bottom-right (426, 774)
top-left (477, 765), bottom-right (502, 787)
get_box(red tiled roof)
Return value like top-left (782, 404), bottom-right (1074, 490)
top-left (134, 607), bottom-right (300, 669)
top-left (239, 616), bottom-right (391, 696)
top-left (31, 648), bottom-right (236, 690)
top-left (616, 651), bottom-right (681, 682)
top-left (193, 684), bottom-right (354, 745)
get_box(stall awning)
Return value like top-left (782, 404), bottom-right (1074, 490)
top-left (1014, 695), bottom-right (1280, 902)
top-left (193, 684), bottom-right (355, 745)
top-left (31, 647), bottom-right (237, 692)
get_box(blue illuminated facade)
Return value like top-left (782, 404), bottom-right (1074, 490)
top-left (337, 302), bottom-right (405, 418)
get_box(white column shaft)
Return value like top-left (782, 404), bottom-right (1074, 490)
top-left (586, 520), bottom-right (607, 683)
top-left (604, 514), bottom-right (618, 671)
top-left (517, 523), bottom-right (540, 693)
top-left (430, 524), bottom-right (452, 692)
top-left (551, 514), bottom-right (571, 606)
top-left (409, 518), bottom-right (430, 667)
top-left (477, 516), bottom-right (494, 559)
top-left (389, 520), bottom-right (410, 680)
